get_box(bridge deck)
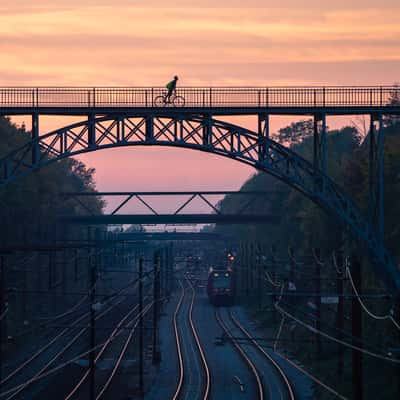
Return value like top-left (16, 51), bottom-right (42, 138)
top-left (0, 86), bottom-right (399, 115)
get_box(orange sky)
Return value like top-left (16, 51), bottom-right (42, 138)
top-left (2, 1), bottom-right (400, 213)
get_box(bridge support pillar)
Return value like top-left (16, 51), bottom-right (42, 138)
top-left (313, 114), bottom-right (327, 193)
top-left (203, 115), bottom-right (212, 146)
top-left (313, 114), bottom-right (326, 174)
top-left (258, 114), bottom-right (269, 163)
top-left (369, 114), bottom-right (385, 244)
top-left (31, 113), bottom-right (39, 165)
top-left (146, 116), bottom-right (154, 142)
top-left (88, 114), bottom-right (96, 148)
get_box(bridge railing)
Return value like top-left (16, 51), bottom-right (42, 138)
top-left (0, 86), bottom-right (398, 108)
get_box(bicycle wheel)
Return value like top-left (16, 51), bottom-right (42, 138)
top-left (173, 96), bottom-right (185, 107)
top-left (154, 95), bottom-right (166, 107)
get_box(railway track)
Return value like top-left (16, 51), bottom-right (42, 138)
top-left (0, 278), bottom-right (142, 400)
top-left (215, 308), bottom-right (295, 400)
top-left (95, 301), bottom-right (155, 400)
top-left (215, 308), bottom-right (264, 400)
top-left (229, 310), bottom-right (295, 400)
top-left (64, 296), bottom-right (154, 400)
top-left (0, 276), bottom-right (140, 391)
top-left (171, 278), bottom-right (210, 400)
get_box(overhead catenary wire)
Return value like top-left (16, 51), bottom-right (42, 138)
top-left (346, 264), bottom-right (400, 331)
top-left (264, 249), bottom-right (349, 400)
top-left (36, 279), bottom-right (99, 322)
top-left (264, 246), bottom-right (399, 397)
top-left (275, 304), bottom-right (400, 364)
top-left (311, 248), bottom-right (325, 267)
top-left (275, 249), bottom-right (400, 362)
top-left (273, 348), bottom-right (348, 400)
top-left (332, 252), bottom-right (343, 274)
top-left (278, 300), bottom-right (390, 355)
top-left (0, 296), bottom-right (166, 399)
top-left (0, 274), bottom-right (149, 387)
top-left (0, 307), bottom-right (8, 321)
top-left (264, 271), bottom-right (282, 288)
top-left (274, 315), bottom-right (286, 352)
top-left (9, 271), bottom-right (149, 341)
top-left (6, 246), bottom-right (107, 325)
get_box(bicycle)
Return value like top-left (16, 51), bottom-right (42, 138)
top-left (154, 91), bottom-right (185, 107)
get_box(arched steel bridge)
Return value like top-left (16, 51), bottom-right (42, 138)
top-left (1, 86), bottom-right (400, 293)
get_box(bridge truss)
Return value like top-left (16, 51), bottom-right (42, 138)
top-left (60, 190), bottom-right (280, 225)
top-left (0, 86), bottom-right (400, 292)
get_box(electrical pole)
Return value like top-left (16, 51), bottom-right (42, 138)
top-left (257, 243), bottom-right (262, 309)
top-left (270, 245), bottom-right (277, 323)
top-left (351, 254), bottom-right (363, 400)
top-left (397, 294), bottom-right (400, 399)
top-left (335, 250), bottom-right (344, 380)
top-left (314, 248), bottom-right (322, 357)
top-left (288, 246), bottom-right (295, 308)
top-left (159, 249), bottom-right (164, 307)
top-left (164, 247), bottom-right (169, 299)
top-left (88, 227), bottom-right (96, 400)
top-left (0, 255), bottom-right (5, 387)
top-left (138, 257), bottom-right (144, 398)
top-left (152, 251), bottom-right (161, 364)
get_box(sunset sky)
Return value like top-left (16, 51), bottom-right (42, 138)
top-left (2, 1), bottom-right (400, 213)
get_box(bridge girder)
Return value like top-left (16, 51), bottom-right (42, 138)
top-left (0, 113), bottom-right (399, 293)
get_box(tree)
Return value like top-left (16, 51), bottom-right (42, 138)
top-left (276, 119), bottom-right (314, 144)
top-left (384, 83), bottom-right (400, 127)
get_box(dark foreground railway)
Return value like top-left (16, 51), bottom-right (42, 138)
top-left (1, 265), bottom-right (302, 400)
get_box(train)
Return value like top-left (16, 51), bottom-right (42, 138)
top-left (207, 266), bottom-right (236, 306)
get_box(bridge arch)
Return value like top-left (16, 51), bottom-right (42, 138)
top-left (0, 113), bottom-right (399, 292)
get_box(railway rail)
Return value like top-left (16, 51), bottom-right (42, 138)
top-left (215, 309), bottom-right (264, 400)
top-left (0, 278), bottom-right (143, 399)
top-left (65, 297), bottom-right (154, 399)
top-left (229, 310), bottom-right (295, 400)
top-left (171, 278), bottom-right (210, 400)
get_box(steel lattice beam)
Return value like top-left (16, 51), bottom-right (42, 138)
top-left (58, 214), bottom-right (281, 225)
top-left (0, 113), bottom-right (399, 293)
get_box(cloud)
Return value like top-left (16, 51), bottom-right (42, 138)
top-left (4, 0), bottom-right (400, 9)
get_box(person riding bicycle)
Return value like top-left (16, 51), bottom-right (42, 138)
top-left (165, 76), bottom-right (179, 103)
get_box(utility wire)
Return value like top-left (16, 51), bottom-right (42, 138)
top-left (311, 248), bottom-right (325, 267)
top-left (275, 304), bottom-right (400, 364)
top-left (0, 297), bottom-right (165, 398)
top-left (0, 307), bottom-right (8, 321)
top-left (36, 280), bottom-right (98, 321)
top-left (345, 265), bottom-right (400, 331)
top-left (273, 349), bottom-right (348, 400)
top-left (264, 254), bottom-right (349, 400)
top-left (331, 252), bottom-right (342, 274)
top-left (278, 300), bottom-right (389, 355)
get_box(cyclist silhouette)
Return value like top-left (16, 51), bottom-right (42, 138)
top-left (165, 76), bottom-right (179, 103)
